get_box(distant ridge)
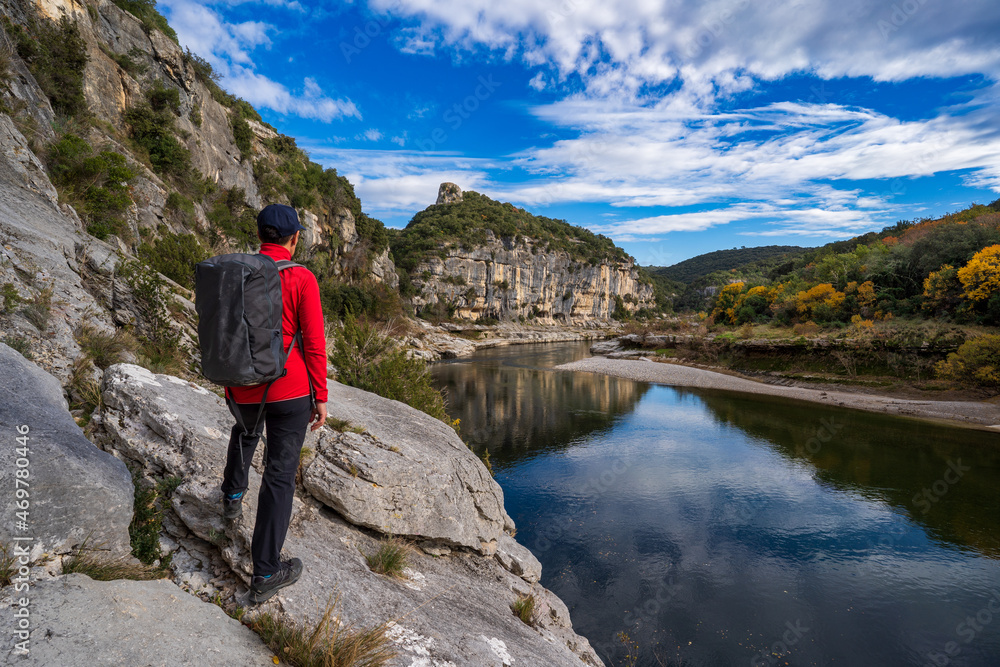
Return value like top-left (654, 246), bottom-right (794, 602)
top-left (650, 245), bottom-right (810, 284)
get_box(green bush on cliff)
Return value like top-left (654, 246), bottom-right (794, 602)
top-left (231, 112), bottom-right (253, 161)
top-left (47, 133), bottom-right (135, 241)
top-left (330, 314), bottom-right (449, 423)
top-left (111, 0), bottom-right (178, 44)
top-left (3, 14), bottom-right (88, 117)
top-left (137, 231), bottom-right (209, 289)
top-left (125, 98), bottom-right (191, 178)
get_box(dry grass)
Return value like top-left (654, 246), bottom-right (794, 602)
top-left (62, 547), bottom-right (166, 581)
top-left (363, 537), bottom-right (410, 579)
top-left (247, 597), bottom-right (396, 667)
top-left (511, 593), bottom-right (536, 625)
top-left (75, 323), bottom-right (137, 369)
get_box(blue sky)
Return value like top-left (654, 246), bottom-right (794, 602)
top-left (160, 0), bottom-right (1000, 265)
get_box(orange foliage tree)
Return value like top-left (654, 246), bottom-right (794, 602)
top-left (795, 283), bottom-right (846, 322)
top-left (957, 245), bottom-right (1000, 302)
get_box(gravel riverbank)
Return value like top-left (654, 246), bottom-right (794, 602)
top-left (558, 356), bottom-right (1000, 432)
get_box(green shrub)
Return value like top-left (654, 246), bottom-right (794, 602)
top-left (189, 102), bottom-right (202, 127)
top-left (3, 335), bottom-right (31, 358)
top-left (48, 133), bottom-right (135, 241)
top-left (128, 468), bottom-right (164, 565)
top-left (233, 98), bottom-right (261, 122)
top-left (231, 113), bottom-right (252, 160)
top-left (935, 335), bottom-right (1000, 389)
top-left (117, 258), bottom-right (185, 374)
top-left (3, 15), bottom-right (88, 117)
top-left (126, 101), bottom-right (191, 177)
top-left (147, 81), bottom-right (181, 114)
top-left (205, 189), bottom-right (257, 248)
top-left (100, 44), bottom-right (148, 76)
top-left (75, 323), bottom-right (137, 369)
top-left (112, 0), bottom-right (178, 44)
top-left (1, 283), bottom-right (22, 313)
top-left (137, 232), bottom-right (207, 289)
top-left (330, 314), bottom-right (449, 423)
top-left (164, 191), bottom-right (195, 223)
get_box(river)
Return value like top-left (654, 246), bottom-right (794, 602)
top-left (430, 341), bottom-right (1000, 667)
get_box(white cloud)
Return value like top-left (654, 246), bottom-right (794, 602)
top-left (528, 72), bottom-right (546, 91)
top-left (370, 0), bottom-right (1000, 96)
top-left (357, 128), bottom-right (384, 142)
top-left (161, 0), bottom-right (359, 122)
top-left (304, 148), bottom-right (494, 215)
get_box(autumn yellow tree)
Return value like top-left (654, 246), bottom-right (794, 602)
top-left (922, 264), bottom-right (962, 314)
top-left (711, 282), bottom-right (745, 324)
top-left (795, 283), bottom-right (846, 322)
top-left (957, 245), bottom-right (1000, 302)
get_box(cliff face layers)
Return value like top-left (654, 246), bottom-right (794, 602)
top-left (413, 232), bottom-right (655, 323)
top-left (405, 184), bottom-right (655, 323)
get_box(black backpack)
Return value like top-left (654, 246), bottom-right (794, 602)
top-left (195, 253), bottom-right (308, 438)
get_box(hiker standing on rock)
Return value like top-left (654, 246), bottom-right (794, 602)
top-left (198, 204), bottom-right (327, 604)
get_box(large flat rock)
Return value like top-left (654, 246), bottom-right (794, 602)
top-left (0, 574), bottom-right (276, 665)
top-left (304, 380), bottom-right (513, 554)
top-left (0, 343), bottom-right (132, 558)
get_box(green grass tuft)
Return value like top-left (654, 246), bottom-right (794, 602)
top-left (511, 593), bottom-right (536, 626)
top-left (363, 537), bottom-right (410, 579)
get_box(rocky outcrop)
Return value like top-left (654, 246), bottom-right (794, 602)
top-left (436, 181), bottom-right (463, 205)
top-left (303, 380), bottom-right (513, 553)
top-left (0, 343), bottom-right (133, 559)
top-left (97, 363), bottom-right (601, 666)
top-left (1, 574), bottom-right (277, 665)
top-left (412, 228), bottom-right (655, 324)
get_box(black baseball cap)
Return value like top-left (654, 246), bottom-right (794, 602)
top-left (257, 204), bottom-right (306, 236)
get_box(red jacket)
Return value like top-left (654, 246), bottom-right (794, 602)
top-left (228, 244), bottom-right (328, 404)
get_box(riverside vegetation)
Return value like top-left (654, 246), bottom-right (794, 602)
top-left (632, 202), bottom-right (1000, 394)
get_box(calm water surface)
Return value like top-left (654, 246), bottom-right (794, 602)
top-left (431, 342), bottom-right (1000, 667)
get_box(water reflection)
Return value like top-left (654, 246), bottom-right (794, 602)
top-left (433, 344), bottom-right (1000, 667)
top-left (693, 389), bottom-right (1000, 558)
top-left (432, 342), bottom-right (651, 468)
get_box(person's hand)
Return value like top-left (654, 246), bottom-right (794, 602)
top-left (310, 401), bottom-right (328, 431)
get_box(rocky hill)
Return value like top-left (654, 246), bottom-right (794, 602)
top-left (392, 184), bottom-right (656, 323)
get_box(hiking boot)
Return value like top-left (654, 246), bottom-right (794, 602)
top-left (249, 558), bottom-right (303, 604)
top-left (222, 491), bottom-right (244, 520)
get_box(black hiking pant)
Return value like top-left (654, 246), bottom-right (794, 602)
top-left (221, 396), bottom-right (311, 578)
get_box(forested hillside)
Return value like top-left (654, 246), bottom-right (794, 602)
top-left (650, 245), bottom-right (809, 284)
